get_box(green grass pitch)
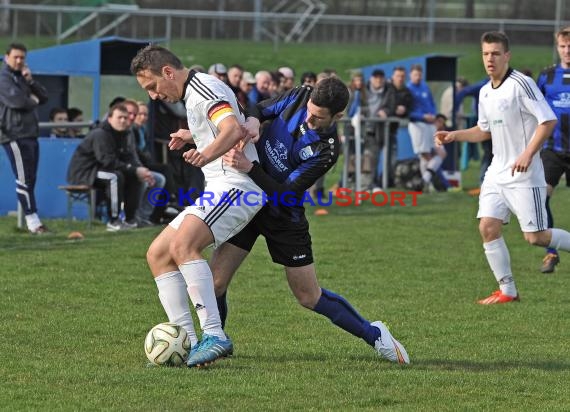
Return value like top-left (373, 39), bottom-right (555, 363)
top-left (0, 163), bottom-right (569, 410)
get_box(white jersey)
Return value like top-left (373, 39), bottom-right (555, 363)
top-left (477, 69), bottom-right (556, 187)
top-left (182, 71), bottom-right (259, 187)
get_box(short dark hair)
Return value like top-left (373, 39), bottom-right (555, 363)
top-left (108, 96), bottom-right (126, 109)
top-left (301, 71), bottom-right (317, 84)
top-left (108, 103), bottom-right (128, 118)
top-left (49, 107), bottom-right (67, 121)
top-left (481, 31), bottom-right (510, 52)
top-left (130, 45), bottom-right (184, 76)
top-left (371, 69), bottom-right (385, 77)
top-left (6, 42), bottom-right (27, 55)
top-left (310, 76), bottom-right (349, 116)
top-left (67, 107), bottom-right (83, 121)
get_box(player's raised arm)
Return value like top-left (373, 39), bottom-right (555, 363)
top-left (183, 114), bottom-right (244, 167)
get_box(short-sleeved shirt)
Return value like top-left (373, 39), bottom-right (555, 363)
top-left (478, 68), bottom-right (556, 187)
top-left (182, 71), bottom-right (259, 188)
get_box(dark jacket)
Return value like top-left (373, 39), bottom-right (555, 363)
top-left (67, 120), bottom-right (142, 186)
top-left (0, 64), bottom-right (48, 144)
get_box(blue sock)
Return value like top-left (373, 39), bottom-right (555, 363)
top-left (216, 291), bottom-right (227, 329)
top-left (313, 288), bottom-right (380, 346)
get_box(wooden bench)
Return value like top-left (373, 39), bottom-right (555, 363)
top-left (58, 185), bottom-right (97, 229)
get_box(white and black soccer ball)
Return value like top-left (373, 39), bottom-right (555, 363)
top-left (144, 322), bottom-right (190, 366)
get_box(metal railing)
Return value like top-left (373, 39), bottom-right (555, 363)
top-left (337, 116), bottom-right (408, 191)
top-left (0, 4), bottom-right (567, 50)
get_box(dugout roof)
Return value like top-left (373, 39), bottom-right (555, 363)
top-left (24, 37), bottom-right (151, 121)
top-left (359, 53), bottom-right (458, 83)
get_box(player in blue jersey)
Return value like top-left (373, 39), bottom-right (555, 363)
top-left (211, 77), bottom-right (410, 364)
top-left (536, 27), bottom-right (570, 273)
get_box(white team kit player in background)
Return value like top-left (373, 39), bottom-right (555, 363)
top-left (130, 45), bottom-right (262, 366)
top-left (435, 31), bottom-right (570, 304)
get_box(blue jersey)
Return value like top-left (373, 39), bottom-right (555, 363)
top-left (537, 64), bottom-right (570, 153)
top-left (248, 86), bottom-right (339, 221)
top-left (407, 81), bottom-right (436, 122)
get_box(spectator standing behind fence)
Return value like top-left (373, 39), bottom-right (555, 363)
top-left (389, 67), bottom-right (413, 187)
top-left (340, 72), bottom-right (368, 189)
top-left (455, 77), bottom-right (490, 196)
top-left (237, 71), bottom-right (255, 109)
top-left (248, 70), bottom-right (272, 111)
top-left (364, 69), bottom-right (395, 190)
top-left (536, 26), bottom-right (570, 273)
top-left (0, 43), bottom-right (50, 234)
top-left (67, 104), bottom-right (154, 231)
top-left (407, 64), bottom-right (441, 192)
top-left (440, 77), bottom-right (468, 128)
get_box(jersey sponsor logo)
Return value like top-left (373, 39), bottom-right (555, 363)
top-left (264, 140), bottom-right (288, 172)
top-left (299, 146), bottom-right (314, 160)
top-left (552, 92), bottom-right (570, 108)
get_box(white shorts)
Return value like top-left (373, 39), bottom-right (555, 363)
top-left (477, 179), bottom-right (547, 233)
top-left (408, 121), bottom-right (436, 155)
top-left (169, 180), bottom-right (262, 248)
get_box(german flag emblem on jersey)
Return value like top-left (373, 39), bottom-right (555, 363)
top-left (208, 101), bottom-right (234, 124)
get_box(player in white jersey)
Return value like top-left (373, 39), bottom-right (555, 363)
top-left (131, 45), bottom-right (262, 367)
top-left (435, 31), bottom-right (570, 304)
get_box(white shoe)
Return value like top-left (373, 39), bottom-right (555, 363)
top-left (371, 321), bottom-right (409, 364)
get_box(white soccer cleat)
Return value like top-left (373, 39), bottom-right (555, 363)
top-left (371, 320), bottom-right (410, 364)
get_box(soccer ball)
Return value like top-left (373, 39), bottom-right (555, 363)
top-left (144, 322), bottom-right (190, 366)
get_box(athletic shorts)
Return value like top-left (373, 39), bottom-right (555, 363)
top-left (408, 121), bottom-right (436, 155)
top-left (477, 179), bottom-right (547, 233)
top-left (227, 205), bottom-right (314, 267)
top-left (541, 149), bottom-right (570, 187)
top-left (169, 180), bottom-right (262, 248)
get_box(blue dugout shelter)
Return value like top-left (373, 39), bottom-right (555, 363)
top-left (0, 37), bottom-right (150, 219)
top-left (358, 54), bottom-right (460, 179)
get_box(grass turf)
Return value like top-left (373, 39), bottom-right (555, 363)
top-left (1, 163), bottom-right (569, 410)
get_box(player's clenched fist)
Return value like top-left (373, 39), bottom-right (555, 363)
top-left (183, 148), bottom-right (209, 167)
top-left (434, 130), bottom-right (455, 146)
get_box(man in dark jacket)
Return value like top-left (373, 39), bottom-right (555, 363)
top-left (67, 104), bottom-right (155, 231)
top-left (0, 43), bottom-right (49, 234)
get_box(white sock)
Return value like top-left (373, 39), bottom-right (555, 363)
top-left (549, 228), bottom-right (570, 251)
top-left (427, 155), bottom-right (443, 174)
top-left (483, 237), bottom-right (517, 296)
top-left (419, 157), bottom-right (428, 176)
top-left (155, 271), bottom-right (198, 346)
top-left (422, 170), bottom-right (433, 183)
top-left (179, 259), bottom-right (225, 340)
top-left (25, 213), bottom-right (42, 231)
